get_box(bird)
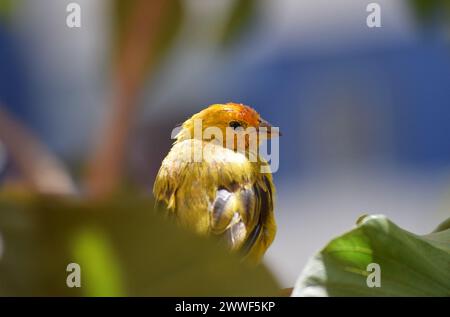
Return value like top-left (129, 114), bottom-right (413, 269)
top-left (153, 103), bottom-right (280, 263)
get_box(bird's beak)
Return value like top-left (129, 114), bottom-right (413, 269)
top-left (258, 118), bottom-right (282, 137)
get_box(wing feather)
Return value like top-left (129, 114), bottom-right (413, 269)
top-left (153, 139), bottom-right (276, 261)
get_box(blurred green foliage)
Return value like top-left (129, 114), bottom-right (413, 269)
top-left (0, 0), bottom-right (15, 21)
top-left (112, 0), bottom-right (184, 69)
top-left (0, 194), bottom-right (279, 296)
top-left (71, 227), bottom-right (125, 296)
top-left (293, 215), bottom-right (450, 296)
top-left (410, 0), bottom-right (450, 25)
top-left (220, 0), bottom-right (256, 47)
top-left (112, 0), bottom-right (257, 67)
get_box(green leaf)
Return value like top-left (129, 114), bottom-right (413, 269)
top-left (292, 215), bottom-right (450, 296)
top-left (433, 217), bottom-right (450, 233)
top-left (70, 227), bottom-right (125, 296)
top-left (0, 194), bottom-right (279, 296)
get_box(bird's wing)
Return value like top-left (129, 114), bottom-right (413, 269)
top-left (210, 173), bottom-right (276, 261)
top-left (153, 139), bottom-right (276, 261)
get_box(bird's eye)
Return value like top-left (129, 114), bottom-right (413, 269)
top-left (229, 121), bottom-right (242, 129)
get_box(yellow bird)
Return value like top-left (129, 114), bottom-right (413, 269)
top-left (153, 103), bottom-right (279, 263)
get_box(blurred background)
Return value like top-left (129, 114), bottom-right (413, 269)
top-left (1, 0), bottom-right (450, 288)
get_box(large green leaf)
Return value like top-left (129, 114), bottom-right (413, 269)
top-left (292, 215), bottom-right (450, 296)
top-left (0, 194), bottom-right (279, 296)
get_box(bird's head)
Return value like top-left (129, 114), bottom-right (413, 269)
top-left (175, 103), bottom-right (280, 151)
